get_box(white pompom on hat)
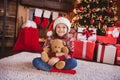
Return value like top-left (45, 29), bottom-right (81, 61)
top-left (53, 17), bottom-right (71, 32)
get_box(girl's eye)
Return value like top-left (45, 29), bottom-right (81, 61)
top-left (63, 26), bottom-right (66, 29)
top-left (57, 26), bottom-right (60, 28)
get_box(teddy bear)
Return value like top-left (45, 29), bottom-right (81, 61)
top-left (41, 39), bottom-right (69, 69)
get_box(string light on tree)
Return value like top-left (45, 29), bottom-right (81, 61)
top-left (72, 0), bottom-right (118, 35)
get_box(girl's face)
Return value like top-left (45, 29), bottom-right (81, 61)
top-left (55, 23), bottom-right (68, 37)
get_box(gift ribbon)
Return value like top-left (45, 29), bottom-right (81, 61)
top-left (82, 41), bottom-right (87, 59)
top-left (106, 28), bottom-right (119, 38)
top-left (106, 27), bottom-right (114, 37)
top-left (100, 45), bottom-right (105, 62)
top-left (97, 44), bottom-right (105, 62)
top-left (97, 43), bottom-right (116, 64)
top-left (82, 28), bottom-right (94, 40)
top-left (106, 31), bottom-right (112, 34)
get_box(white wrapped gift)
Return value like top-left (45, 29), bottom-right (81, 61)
top-left (97, 44), bottom-right (116, 64)
top-left (77, 28), bottom-right (97, 41)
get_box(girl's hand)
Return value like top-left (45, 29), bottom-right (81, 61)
top-left (64, 55), bottom-right (71, 59)
top-left (56, 52), bottom-right (65, 57)
top-left (48, 57), bottom-right (59, 66)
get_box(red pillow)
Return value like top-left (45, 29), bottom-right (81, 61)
top-left (13, 27), bottom-right (42, 51)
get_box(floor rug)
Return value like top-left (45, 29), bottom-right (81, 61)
top-left (0, 52), bottom-right (120, 80)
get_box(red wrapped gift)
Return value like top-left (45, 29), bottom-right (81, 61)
top-left (97, 36), bottom-right (117, 44)
top-left (116, 44), bottom-right (120, 65)
top-left (106, 27), bottom-right (120, 38)
top-left (72, 40), bottom-right (95, 61)
top-left (117, 35), bottom-right (120, 44)
top-left (97, 44), bottom-right (116, 64)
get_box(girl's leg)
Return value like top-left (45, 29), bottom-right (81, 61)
top-left (32, 57), bottom-right (52, 71)
top-left (64, 58), bottom-right (77, 70)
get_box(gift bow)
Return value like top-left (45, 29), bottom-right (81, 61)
top-left (82, 28), bottom-right (94, 40)
top-left (106, 27), bottom-right (119, 38)
top-left (112, 28), bottom-right (119, 38)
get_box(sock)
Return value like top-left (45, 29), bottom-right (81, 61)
top-left (34, 17), bottom-right (41, 25)
top-left (34, 8), bottom-right (43, 26)
top-left (46, 12), bottom-right (59, 37)
top-left (48, 12), bottom-right (59, 30)
top-left (40, 10), bottom-right (51, 28)
top-left (50, 67), bottom-right (76, 74)
top-left (40, 18), bottom-right (49, 28)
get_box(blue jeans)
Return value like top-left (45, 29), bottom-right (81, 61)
top-left (32, 57), bottom-right (77, 72)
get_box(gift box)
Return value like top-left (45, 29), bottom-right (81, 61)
top-left (116, 44), bottom-right (120, 65)
top-left (72, 40), bottom-right (95, 61)
top-left (77, 28), bottom-right (96, 41)
top-left (97, 36), bottom-right (117, 44)
top-left (97, 44), bottom-right (116, 64)
top-left (117, 34), bottom-right (120, 44)
top-left (106, 27), bottom-right (120, 38)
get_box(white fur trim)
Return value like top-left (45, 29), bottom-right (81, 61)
top-left (52, 12), bottom-right (59, 20)
top-left (53, 17), bottom-right (71, 32)
top-left (43, 10), bottom-right (51, 18)
top-left (22, 20), bottom-right (37, 28)
top-left (47, 31), bottom-right (53, 37)
top-left (35, 8), bottom-right (43, 17)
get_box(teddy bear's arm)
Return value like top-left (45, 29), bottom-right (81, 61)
top-left (41, 51), bottom-right (49, 62)
top-left (43, 46), bottom-right (50, 53)
top-left (62, 47), bottom-right (69, 54)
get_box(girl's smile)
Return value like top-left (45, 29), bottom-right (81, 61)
top-left (55, 23), bottom-right (68, 37)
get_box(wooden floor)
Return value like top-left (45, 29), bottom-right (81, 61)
top-left (0, 47), bottom-right (42, 59)
top-left (0, 47), bottom-right (16, 59)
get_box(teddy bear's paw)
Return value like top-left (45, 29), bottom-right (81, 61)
top-left (55, 61), bottom-right (65, 70)
top-left (41, 52), bottom-right (49, 62)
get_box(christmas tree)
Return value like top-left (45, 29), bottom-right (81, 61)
top-left (72, 0), bottom-right (118, 35)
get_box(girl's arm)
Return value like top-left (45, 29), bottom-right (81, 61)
top-left (66, 37), bottom-right (75, 55)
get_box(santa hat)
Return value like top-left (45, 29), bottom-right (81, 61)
top-left (47, 17), bottom-right (71, 37)
top-left (53, 17), bottom-right (71, 32)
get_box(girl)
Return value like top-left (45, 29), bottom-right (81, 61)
top-left (32, 17), bottom-right (77, 72)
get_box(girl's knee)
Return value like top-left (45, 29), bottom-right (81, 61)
top-left (64, 58), bottom-right (77, 69)
top-left (66, 58), bottom-right (77, 64)
top-left (32, 57), bottom-right (52, 71)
